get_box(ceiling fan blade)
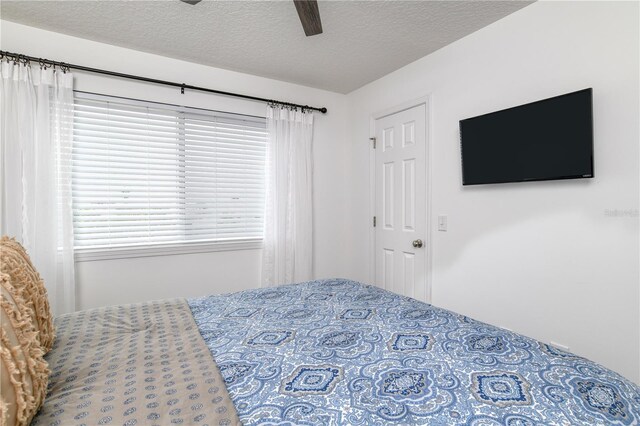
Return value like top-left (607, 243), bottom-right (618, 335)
top-left (180, 0), bottom-right (202, 5)
top-left (293, 0), bottom-right (323, 37)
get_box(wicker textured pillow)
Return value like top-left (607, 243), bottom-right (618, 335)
top-left (0, 237), bottom-right (54, 352)
top-left (0, 272), bottom-right (50, 426)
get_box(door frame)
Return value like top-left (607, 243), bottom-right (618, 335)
top-left (368, 95), bottom-right (433, 303)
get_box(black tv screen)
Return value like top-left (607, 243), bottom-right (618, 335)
top-left (460, 88), bottom-right (594, 185)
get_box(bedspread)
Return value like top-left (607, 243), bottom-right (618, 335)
top-left (189, 279), bottom-right (640, 426)
top-left (32, 299), bottom-right (240, 426)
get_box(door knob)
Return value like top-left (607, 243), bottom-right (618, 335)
top-left (412, 239), bottom-right (423, 248)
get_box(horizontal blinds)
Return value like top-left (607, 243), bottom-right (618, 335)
top-left (72, 92), bottom-right (267, 249)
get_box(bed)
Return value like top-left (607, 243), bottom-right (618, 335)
top-left (32, 279), bottom-right (640, 426)
top-left (188, 279), bottom-right (640, 426)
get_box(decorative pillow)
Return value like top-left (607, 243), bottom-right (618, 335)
top-left (0, 237), bottom-right (54, 352)
top-left (0, 272), bottom-right (49, 426)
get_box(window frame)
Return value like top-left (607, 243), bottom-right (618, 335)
top-left (74, 239), bottom-right (263, 262)
top-left (71, 91), bottom-right (266, 262)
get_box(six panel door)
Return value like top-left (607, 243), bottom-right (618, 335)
top-left (374, 104), bottom-right (427, 301)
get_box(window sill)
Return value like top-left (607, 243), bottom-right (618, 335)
top-left (74, 239), bottom-right (263, 262)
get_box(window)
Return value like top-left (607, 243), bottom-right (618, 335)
top-left (72, 92), bottom-right (267, 258)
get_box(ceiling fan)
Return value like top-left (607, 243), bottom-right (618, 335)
top-left (180, 0), bottom-right (323, 36)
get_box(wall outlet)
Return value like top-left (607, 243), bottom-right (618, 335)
top-left (438, 215), bottom-right (447, 231)
top-left (549, 341), bottom-right (570, 352)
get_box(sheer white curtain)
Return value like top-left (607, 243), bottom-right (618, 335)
top-left (0, 60), bottom-right (75, 315)
top-left (262, 106), bottom-right (314, 287)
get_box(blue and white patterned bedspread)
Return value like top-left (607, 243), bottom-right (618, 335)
top-left (188, 279), bottom-right (640, 425)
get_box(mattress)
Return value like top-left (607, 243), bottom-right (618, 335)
top-left (188, 279), bottom-right (640, 426)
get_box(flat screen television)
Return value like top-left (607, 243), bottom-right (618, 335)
top-left (459, 88), bottom-right (594, 185)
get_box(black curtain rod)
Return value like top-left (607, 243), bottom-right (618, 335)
top-left (0, 50), bottom-right (328, 114)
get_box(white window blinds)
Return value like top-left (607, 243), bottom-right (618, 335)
top-left (72, 92), bottom-right (267, 250)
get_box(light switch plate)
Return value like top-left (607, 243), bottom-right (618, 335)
top-left (438, 215), bottom-right (447, 231)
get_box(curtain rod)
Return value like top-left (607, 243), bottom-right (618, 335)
top-left (0, 50), bottom-right (328, 114)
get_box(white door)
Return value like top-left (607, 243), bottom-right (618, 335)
top-left (374, 104), bottom-right (428, 301)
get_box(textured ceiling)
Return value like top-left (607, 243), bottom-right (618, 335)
top-left (0, 0), bottom-right (532, 93)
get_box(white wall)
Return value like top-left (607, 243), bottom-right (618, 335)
top-left (347, 1), bottom-right (639, 383)
top-left (0, 20), bottom-right (351, 310)
top-left (2, 1), bottom-right (638, 384)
